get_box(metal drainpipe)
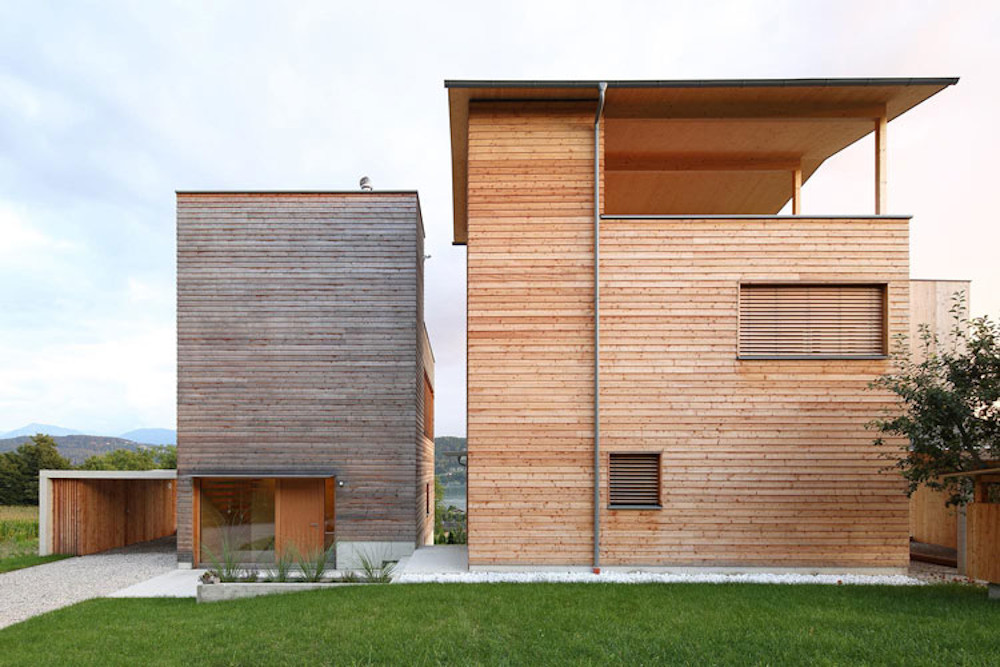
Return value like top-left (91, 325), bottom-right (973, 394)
top-left (593, 81), bottom-right (607, 574)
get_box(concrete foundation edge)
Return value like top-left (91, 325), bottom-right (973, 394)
top-left (197, 582), bottom-right (363, 603)
top-left (469, 565), bottom-right (910, 576)
top-left (336, 541), bottom-right (414, 570)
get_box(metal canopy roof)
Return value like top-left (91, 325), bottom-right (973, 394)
top-left (446, 77), bottom-right (958, 244)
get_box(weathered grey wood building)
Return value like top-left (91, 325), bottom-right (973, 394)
top-left (176, 191), bottom-right (434, 568)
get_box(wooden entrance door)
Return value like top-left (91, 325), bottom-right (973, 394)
top-left (276, 479), bottom-right (325, 557)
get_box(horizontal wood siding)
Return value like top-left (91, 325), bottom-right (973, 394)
top-left (416, 218), bottom-right (435, 547)
top-left (600, 217), bottom-right (909, 567)
top-left (467, 102), bottom-right (597, 565)
top-left (177, 193), bottom-right (424, 561)
top-left (466, 97), bottom-right (908, 567)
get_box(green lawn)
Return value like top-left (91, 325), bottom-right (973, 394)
top-left (0, 583), bottom-right (997, 665)
top-left (0, 553), bottom-right (72, 573)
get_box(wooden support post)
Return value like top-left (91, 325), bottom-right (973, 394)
top-left (875, 114), bottom-right (887, 214)
top-left (792, 167), bottom-right (802, 215)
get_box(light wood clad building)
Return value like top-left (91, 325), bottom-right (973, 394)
top-left (447, 78), bottom-right (958, 570)
top-left (176, 191), bottom-right (433, 567)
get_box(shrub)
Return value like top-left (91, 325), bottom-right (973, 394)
top-left (357, 549), bottom-right (396, 584)
top-left (296, 545), bottom-right (335, 582)
top-left (264, 548), bottom-right (296, 583)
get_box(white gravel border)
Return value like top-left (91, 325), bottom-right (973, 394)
top-left (396, 571), bottom-right (924, 586)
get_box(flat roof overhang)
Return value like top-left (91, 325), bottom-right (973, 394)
top-left (40, 469), bottom-right (177, 480)
top-left (186, 472), bottom-right (337, 478)
top-left (445, 77), bottom-right (958, 244)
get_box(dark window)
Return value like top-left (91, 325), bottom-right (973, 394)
top-left (609, 453), bottom-right (661, 508)
top-left (739, 284), bottom-right (886, 358)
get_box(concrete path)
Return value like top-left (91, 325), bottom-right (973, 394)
top-left (399, 545), bottom-right (468, 574)
top-left (108, 568), bottom-right (206, 598)
top-left (0, 537), bottom-right (175, 630)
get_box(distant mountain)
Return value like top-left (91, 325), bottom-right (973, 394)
top-left (0, 434), bottom-right (153, 465)
top-left (0, 423), bottom-right (85, 438)
top-left (119, 428), bottom-right (176, 445)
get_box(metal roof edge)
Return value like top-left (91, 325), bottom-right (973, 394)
top-left (602, 214), bottom-right (914, 220)
top-left (445, 77), bottom-right (959, 89)
top-left (175, 190), bottom-right (420, 195)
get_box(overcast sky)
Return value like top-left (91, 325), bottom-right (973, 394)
top-left (1, 0), bottom-right (997, 437)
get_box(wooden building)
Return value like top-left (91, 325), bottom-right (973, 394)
top-left (176, 191), bottom-right (433, 567)
top-left (446, 78), bottom-right (958, 570)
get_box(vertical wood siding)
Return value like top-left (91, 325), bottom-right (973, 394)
top-left (905, 279), bottom-right (969, 550)
top-left (176, 193), bottom-right (427, 562)
top-left (909, 485), bottom-right (959, 549)
top-left (967, 503), bottom-right (1000, 582)
top-left (51, 479), bottom-right (176, 555)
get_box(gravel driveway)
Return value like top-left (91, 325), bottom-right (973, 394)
top-left (0, 537), bottom-right (176, 630)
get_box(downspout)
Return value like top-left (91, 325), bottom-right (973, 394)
top-left (593, 81), bottom-right (607, 574)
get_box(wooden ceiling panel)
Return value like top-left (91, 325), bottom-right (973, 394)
top-left (447, 79), bottom-right (957, 242)
top-left (605, 170), bottom-right (795, 216)
top-left (605, 118), bottom-right (872, 157)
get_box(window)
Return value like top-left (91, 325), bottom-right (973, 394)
top-left (423, 373), bottom-right (434, 440)
top-left (739, 284), bottom-right (886, 358)
top-left (609, 453), bottom-right (661, 508)
top-left (199, 478), bottom-right (276, 564)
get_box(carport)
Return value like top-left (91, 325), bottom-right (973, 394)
top-left (38, 470), bottom-right (177, 556)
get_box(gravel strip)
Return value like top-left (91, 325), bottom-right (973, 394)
top-left (396, 571), bottom-right (925, 586)
top-left (0, 537), bottom-right (175, 630)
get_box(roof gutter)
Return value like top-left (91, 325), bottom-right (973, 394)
top-left (593, 81), bottom-right (607, 575)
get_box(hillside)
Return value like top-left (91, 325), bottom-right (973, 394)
top-left (0, 435), bottom-right (152, 465)
top-left (435, 436), bottom-right (466, 495)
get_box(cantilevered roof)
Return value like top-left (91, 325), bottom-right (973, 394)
top-left (446, 78), bottom-right (958, 244)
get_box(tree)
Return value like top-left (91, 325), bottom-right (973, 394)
top-left (79, 445), bottom-right (177, 471)
top-left (0, 434), bottom-right (72, 504)
top-left (870, 294), bottom-right (1000, 506)
top-left (433, 476), bottom-right (445, 542)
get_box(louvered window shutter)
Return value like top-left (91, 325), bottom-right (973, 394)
top-left (609, 453), bottom-right (661, 507)
top-left (739, 285), bottom-right (886, 358)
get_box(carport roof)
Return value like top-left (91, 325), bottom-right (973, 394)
top-left (40, 469), bottom-right (176, 479)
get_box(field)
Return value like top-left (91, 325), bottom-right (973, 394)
top-left (0, 505), bottom-right (39, 557)
top-left (0, 582), bottom-right (997, 665)
top-left (0, 506), bottom-right (70, 573)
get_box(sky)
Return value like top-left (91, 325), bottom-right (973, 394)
top-left (0, 0), bottom-right (997, 438)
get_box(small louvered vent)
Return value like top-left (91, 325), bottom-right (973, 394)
top-left (739, 284), bottom-right (886, 358)
top-left (609, 453), bottom-right (661, 507)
